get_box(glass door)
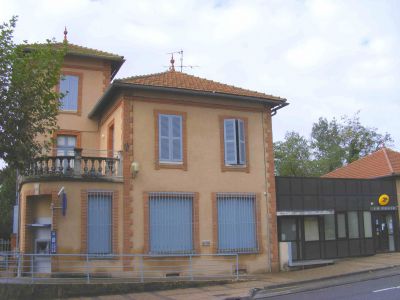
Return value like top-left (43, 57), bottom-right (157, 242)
top-left (56, 135), bottom-right (76, 172)
top-left (373, 212), bottom-right (390, 252)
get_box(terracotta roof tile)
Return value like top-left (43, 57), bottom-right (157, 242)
top-left (25, 42), bottom-right (124, 61)
top-left (323, 148), bottom-right (400, 179)
top-left (117, 70), bottom-right (286, 102)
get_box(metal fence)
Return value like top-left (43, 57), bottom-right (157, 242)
top-left (0, 253), bottom-right (248, 283)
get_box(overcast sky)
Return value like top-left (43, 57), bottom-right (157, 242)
top-left (1, 0), bottom-right (399, 150)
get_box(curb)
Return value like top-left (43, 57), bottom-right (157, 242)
top-left (264, 264), bottom-right (400, 290)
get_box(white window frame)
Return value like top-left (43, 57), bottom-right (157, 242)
top-left (223, 118), bottom-right (246, 166)
top-left (158, 114), bottom-right (183, 164)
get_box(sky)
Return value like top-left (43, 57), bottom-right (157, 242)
top-left (1, 0), bottom-right (399, 150)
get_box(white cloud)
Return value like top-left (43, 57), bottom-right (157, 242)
top-left (0, 0), bottom-right (399, 151)
top-left (285, 38), bottom-right (331, 69)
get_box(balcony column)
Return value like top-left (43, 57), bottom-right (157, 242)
top-left (117, 151), bottom-right (123, 177)
top-left (74, 148), bottom-right (83, 176)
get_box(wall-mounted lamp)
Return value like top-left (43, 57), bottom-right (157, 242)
top-left (131, 162), bottom-right (140, 178)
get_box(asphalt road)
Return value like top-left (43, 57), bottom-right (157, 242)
top-left (252, 267), bottom-right (400, 300)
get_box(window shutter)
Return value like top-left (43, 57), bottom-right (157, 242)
top-left (60, 75), bottom-right (79, 111)
top-left (159, 115), bottom-right (170, 161)
top-left (224, 119), bottom-right (237, 164)
top-left (238, 119), bottom-right (246, 165)
top-left (171, 115), bottom-right (183, 161)
top-left (88, 193), bottom-right (112, 254)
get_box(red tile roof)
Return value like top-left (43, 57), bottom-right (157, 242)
top-left (117, 70), bottom-right (286, 102)
top-left (323, 148), bottom-right (400, 179)
top-left (25, 42), bottom-right (124, 61)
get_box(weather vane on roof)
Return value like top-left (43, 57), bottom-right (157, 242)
top-left (169, 53), bottom-right (175, 71)
top-left (166, 50), bottom-right (199, 72)
top-left (63, 26), bottom-right (68, 42)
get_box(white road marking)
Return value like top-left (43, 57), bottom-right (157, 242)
top-left (373, 285), bottom-right (400, 293)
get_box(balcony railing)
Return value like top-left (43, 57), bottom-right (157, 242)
top-left (22, 148), bottom-right (123, 181)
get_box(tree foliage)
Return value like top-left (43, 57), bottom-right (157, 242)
top-left (274, 112), bottom-right (394, 176)
top-left (274, 131), bottom-right (317, 176)
top-left (0, 166), bottom-right (16, 239)
top-left (0, 16), bottom-right (66, 169)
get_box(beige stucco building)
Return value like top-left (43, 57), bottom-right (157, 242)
top-left (17, 42), bottom-right (287, 276)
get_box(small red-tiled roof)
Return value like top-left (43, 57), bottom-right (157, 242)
top-left (117, 70), bottom-right (286, 102)
top-left (323, 148), bottom-right (400, 179)
top-left (25, 42), bottom-right (124, 61)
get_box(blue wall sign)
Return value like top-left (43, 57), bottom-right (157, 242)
top-left (62, 192), bottom-right (67, 216)
top-left (50, 230), bottom-right (57, 254)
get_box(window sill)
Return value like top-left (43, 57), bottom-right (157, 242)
top-left (59, 110), bottom-right (81, 116)
top-left (156, 161), bottom-right (187, 171)
top-left (221, 164), bottom-right (249, 173)
top-left (218, 248), bottom-right (259, 255)
top-left (86, 254), bottom-right (117, 260)
top-left (147, 251), bottom-right (195, 257)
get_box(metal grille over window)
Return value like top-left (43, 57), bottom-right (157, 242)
top-left (59, 75), bottom-right (79, 111)
top-left (217, 193), bottom-right (257, 253)
top-left (87, 191), bottom-right (113, 255)
top-left (149, 192), bottom-right (194, 254)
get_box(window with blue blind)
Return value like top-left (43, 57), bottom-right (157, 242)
top-left (223, 119), bottom-right (246, 165)
top-left (59, 74), bottom-right (79, 111)
top-left (217, 193), bottom-right (257, 253)
top-left (56, 135), bottom-right (76, 156)
top-left (159, 114), bottom-right (183, 163)
top-left (87, 191), bottom-right (113, 255)
top-left (148, 192), bottom-right (194, 254)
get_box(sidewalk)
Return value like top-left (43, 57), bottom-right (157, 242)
top-left (67, 252), bottom-right (400, 300)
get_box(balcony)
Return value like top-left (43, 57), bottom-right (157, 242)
top-left (21, 148), bottom-right (123, 183)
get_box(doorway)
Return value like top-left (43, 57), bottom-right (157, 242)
top-left (33, 228), bottom-right (51, 273)
top-left (372, 212), bottom-right (395, 253)
top-left (279, 216), bottom-right (323, 261)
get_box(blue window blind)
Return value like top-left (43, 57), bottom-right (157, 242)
top-left (149, 192), bottom-right (193, 254)
top-left (223, 119), bottom-right (246, 165)
top-left (87, 191), bottom-right (112, 255)
top-left (60, 75), bottom-right (79, 111)
top-left (159, 114), bottom-right (183, 163)
top-left (217, 193), bottom-right (257, 253)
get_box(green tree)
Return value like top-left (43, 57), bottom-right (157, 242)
top-left (0, 166), bottom-right (16, 239)
top-left (275, 112), bottom-right (394, 177)
top-left (340, 113), bottom-right (393, 163)
top-left (311, 117), bottom-right (345, 174)
top-left (0, 16), bottom-right (66, 169)
top-left (274, 131), bottom-right (317, 176)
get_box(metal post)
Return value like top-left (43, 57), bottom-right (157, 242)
top-left (5, 253), bottom-right (8, 275)
top-left (236, 254), bottom-right (239, 280)
top-left (31, 254), bottom-right (34, 283)
top-left (86, 253), bottom-right (90, 283)
top-left (189, 255), bottom-right (193, 281)
top-left (17, 252), bottom-right (21, 278)
top-left (140, 256), bottom-right (144, 283)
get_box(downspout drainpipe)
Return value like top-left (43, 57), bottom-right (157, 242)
top-left (271, 103), bottom-right (288, 116)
